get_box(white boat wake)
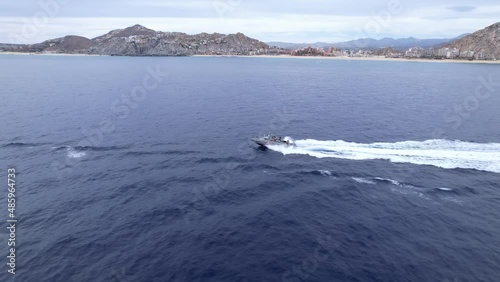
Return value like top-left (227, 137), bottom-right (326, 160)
top-left (268, 139), bottom-right (500, 173)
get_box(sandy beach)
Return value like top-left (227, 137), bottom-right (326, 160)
top-left (0, 51), bottom-right (102, 57)
top-left (1, 51), bottom-right (498, 64)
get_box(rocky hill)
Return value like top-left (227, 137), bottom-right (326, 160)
top-left (445, 22), bottom-right (500, 60)
top-left (374, 47), bottom-right (403, 57)
top-left (0, 25), bottom-right (269, 56)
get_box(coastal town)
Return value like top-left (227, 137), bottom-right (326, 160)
top-left (266, 45), bottom-right (493, 61)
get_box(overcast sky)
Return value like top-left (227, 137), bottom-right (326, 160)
top-left (1, 0), bottom-right (499, 44)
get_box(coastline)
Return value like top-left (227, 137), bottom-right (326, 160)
top-left (0, 52), bottom-right (103, 57)
top-left (194, 54), bottom-right (500, 64)
top-left (1, 51), bottom-right (498, 64)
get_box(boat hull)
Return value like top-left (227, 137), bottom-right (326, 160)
top-left (251, 138), bottom-right (269, 146)
top-left (251, 138), bottom-right (294, 147)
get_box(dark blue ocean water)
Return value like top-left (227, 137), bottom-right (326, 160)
top-left (1, 55), bottom-right (500, 282)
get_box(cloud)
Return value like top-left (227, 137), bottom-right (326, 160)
top-left (446, 6), bottom-right (476, 12)
top-left (0, 1), bottom-right (498, 43)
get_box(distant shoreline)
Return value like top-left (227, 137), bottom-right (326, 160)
top-left (0, 52), bottom-right (102, 57)
top-left (194, 54), bottom-right (500, 64)
top-left (1, 52), bottom-right (498, 64)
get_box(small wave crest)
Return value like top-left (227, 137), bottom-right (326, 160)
top-left (374, 177), bottom-right (416, 189)
top-left (318, 170), bottom-right (332, 176)
top-left (1, 142), bottom-right (45, 148)
top-left (352, 177), bottom-right (376, 185)
top-left (52, 145), bottom-right (126, 152)
top-left (437, 187), bottom-right (453, 192)
top-left (52, 145), bottom-right (87, 159)
top-left (52, 144), bottom-right (132, 159)
top-left (67, 148), bottom-right (87, 159)
top-left (268, 139), bottom-right (500, 173)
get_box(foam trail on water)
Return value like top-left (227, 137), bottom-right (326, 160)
top-left (352, 177), bottom-right (376, 185)
top-left (268, 139), bottom-right (500, 173)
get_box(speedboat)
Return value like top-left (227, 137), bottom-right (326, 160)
top-left (251, 135), bottom-right (295, 147)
